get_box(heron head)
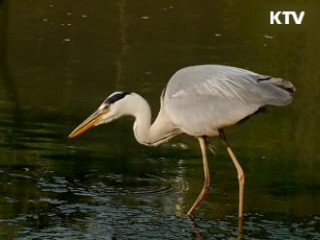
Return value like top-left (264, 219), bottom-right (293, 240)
top-left (68, 91), bottom-right (132, 138)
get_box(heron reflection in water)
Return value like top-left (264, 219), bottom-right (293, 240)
top-left (69, 65), bottom-right (295, 221)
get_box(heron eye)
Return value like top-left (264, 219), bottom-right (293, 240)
top-left (102, 104), bottom-right (110, 110)
top-left (104, 92), bottom-right (131, 105)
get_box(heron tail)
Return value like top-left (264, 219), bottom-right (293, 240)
top-left (258, 76), bottom-right (296, 106)
top-left (268, 77), bottom-right (296, 95)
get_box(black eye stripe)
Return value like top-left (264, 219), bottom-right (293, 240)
top-left (105, 92), bottom-right (131, 104)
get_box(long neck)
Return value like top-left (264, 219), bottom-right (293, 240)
top-left (131, 94), bottom-right (177, 146)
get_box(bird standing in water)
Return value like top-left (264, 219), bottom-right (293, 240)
top-left (69, 65), bottom-right (295, 218)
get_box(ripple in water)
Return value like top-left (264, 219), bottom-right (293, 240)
top-left (5, 210), bottom-right (320, 240)
top-left (39, 170), bottom-right (189, 198)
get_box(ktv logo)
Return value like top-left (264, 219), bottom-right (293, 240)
top-left (270, 11), bottom-right (305, 24)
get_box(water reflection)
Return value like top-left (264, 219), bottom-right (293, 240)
top-left (1, 105), bottom-right (320, 239)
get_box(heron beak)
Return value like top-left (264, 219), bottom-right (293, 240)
top-left (68, 108), bottom-right (109, 139)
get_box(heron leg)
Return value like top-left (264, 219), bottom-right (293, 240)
top-left (187, 137), bottom-right (211, 217)
top-left (219, 129), bottom-right (245, 219)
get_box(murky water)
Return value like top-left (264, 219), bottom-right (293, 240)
top-left (1, 1), bottom-right (320, 239)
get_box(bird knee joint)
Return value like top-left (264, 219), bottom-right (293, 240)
top-left (204, 181), bottom-right (211, 189)
top-left (238, 173), bottom-right (245, 183)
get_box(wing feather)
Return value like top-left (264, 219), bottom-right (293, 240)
top-left (163, 65), bottom-right (293, 136)
top-left (165, 65), bottom-right (292, 106)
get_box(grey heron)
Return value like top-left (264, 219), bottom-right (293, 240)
top-left (69, 65), bottom-right (295, 218)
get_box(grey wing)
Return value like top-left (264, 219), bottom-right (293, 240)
top-left (163, 65), bottom-right (294, 136)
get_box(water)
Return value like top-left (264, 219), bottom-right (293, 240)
top-left (1, 0), bottom-right (320, 239)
